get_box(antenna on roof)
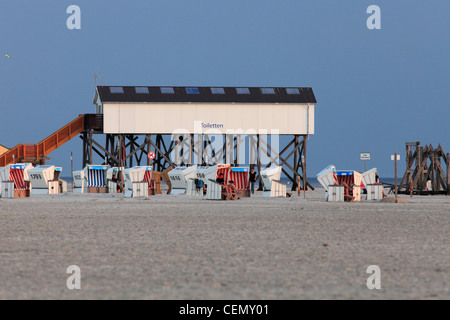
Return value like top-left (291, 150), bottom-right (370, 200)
top-left (95, 71), bottom-right (104, 87)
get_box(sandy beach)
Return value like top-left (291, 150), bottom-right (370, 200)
top-left (0, 188), bottom-right (448, 300)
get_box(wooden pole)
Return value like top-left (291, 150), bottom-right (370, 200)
top-left (190, 134), bottom-right (194, 166)
top-left (410, 177), bottom-right (413, 198)
top-left (257, 134), bottom-right (263, 191)
top-left (105, 135), bottom-right (110, 166)
top-left (147, 134), bottom-right (151, 166)
top-left (447, 153), bottom-right (450, 196)
top-left (294, 135), bottom-right (299, 191)
top-left (71, 151), bottom-right (74, 189)
top-left (395, 152), bottom-right (398, 202)
top-left (120, 135), bottom-right (124, 192)
top-left (82, 132), bottom-right (86, 168)
top-left (303, 136), bottom-right (307, 198)
top-left (89, 131), bottom-right (93, 165)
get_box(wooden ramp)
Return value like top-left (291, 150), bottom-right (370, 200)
top-left (0, 115), bottom-right (85, 167)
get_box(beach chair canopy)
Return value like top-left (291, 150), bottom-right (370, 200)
top-left (361, 168), bottom-right (378, 187)
top-left (316, 165), bottom-right (337, 191)
top-left (168, 165), bottom-right (197, 189)
top-left (83, 165), bottom-right (108, 187)
top-left (261, 166), bottom-right (282, 190)
top-left (123, 166), bottom-right (152, 185)
top-left (336, 170), bottom-right (362, 187)
top-left (198, 165), bottom-right (249, 190)
top-left (28, 165), bottom-right (62, 188)
top-left (0, 163), bottom-right (33, 190)
top-left (228, 167), bottom-right (250, 190)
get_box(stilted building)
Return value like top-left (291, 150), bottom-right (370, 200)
top-left (88, 86), bottom-right (317, 190)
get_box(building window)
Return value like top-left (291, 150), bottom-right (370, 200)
top-left (211, 87), bottom-right (225, 94)
top-left (161, 87), bottom-right (175, 94)
top-left (109, 87), bottom-right (124, 94)
top-left (286, 88), bottom-right (300, 95)
top-left (236, 88), bottom-right (250, 94)
top-left (135, 87), bottom-right (149, 94)
top-left (261, 88), bottom-right (275, 94)
top-left (186, 88), bottom-right (200, 94)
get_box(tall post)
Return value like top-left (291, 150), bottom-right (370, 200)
top-left (447, 153), bottom-right (450, 196)
top-left (395, 152), bottom-right (398, 202)
top-left (430, 151), bottom-right (435, 193)
top-left (105, 135), bottom-right (110, 166)
top-left (156, 135), bottom-right (161, 171)
top-left (293, 135), bottom-right (299, 191)
top-left (147, 134), bottom-right (152, 166)
top-left (303, 136), bottom-right (307, 198)
top-left (175, 137), bottom-right (180, 166)
top-left (71, 151), bottom-right (74, 188)
top-left (120, 135), bottom-right (125, 191)
top-left (82, 132), bottom-right (87, 168)
top-left (257, 134), bottom-right (263, 191)
top-left (418, 146), bottom-right (423, 189)
top-left (234, 136), bottom-right (238, 167)
top-left (119, 135), bottom-right (124, 167)
top-left (190, 134), bottom-right (194, 166)
top-left (409, 177), bottom-right (413, 198)
top-left (89, 131), bottom-right (93, 165)
top-left (201, 134), bottom-right (205, 166)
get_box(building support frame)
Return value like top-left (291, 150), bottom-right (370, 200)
top-left (81, 131), bottom-right (314, 191)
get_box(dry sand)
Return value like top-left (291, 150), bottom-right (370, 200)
top-left (0, 188), bottom-right (448, 300)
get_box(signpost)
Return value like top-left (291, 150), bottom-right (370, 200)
top-left (360, 152), bottom-right (371, 172)
top-left (71, 152), bottom-right (73, 188)
top-left (391, 153), bottom-right (400, 202)
top-left (148, 151), bottom-right (156, 166)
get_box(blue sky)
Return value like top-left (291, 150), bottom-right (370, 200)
top-left (1, 1), bottom-right (449, 177)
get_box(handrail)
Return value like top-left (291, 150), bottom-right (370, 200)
top-left (0, 114), bottom-right (85, 167)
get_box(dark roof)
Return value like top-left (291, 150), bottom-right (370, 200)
top-left (95, 86), bottom-right (317, 104)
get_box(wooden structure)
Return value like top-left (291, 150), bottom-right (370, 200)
top-left (398, 142), bottom-right (450, 195)
top-left (0, 115), bottom-right (85, 167)
top-left (89, 85), bottom-right (317, 191)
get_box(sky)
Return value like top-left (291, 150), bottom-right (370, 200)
top-left (0, 0), bottom-right (449, 178)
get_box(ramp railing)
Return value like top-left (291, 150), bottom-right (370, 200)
top-left (0, 114), bottom-right (85, 167)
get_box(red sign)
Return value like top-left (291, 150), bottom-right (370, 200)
top-left (148, 151), bottom-right (156, 160)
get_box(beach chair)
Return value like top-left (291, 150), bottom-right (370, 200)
top-left (336, 171), bottom-right (361, 202)
top-left (0, 163), bottom-right (33, 198)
